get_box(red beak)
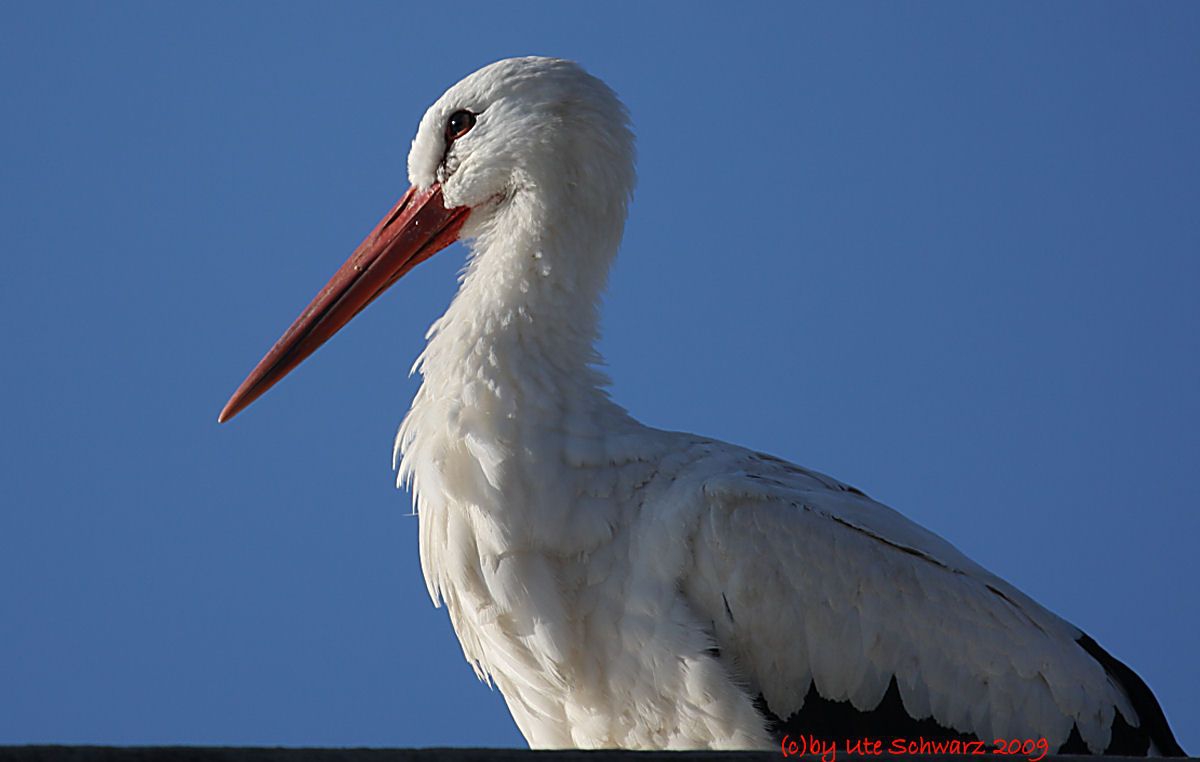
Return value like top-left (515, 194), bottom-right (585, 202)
top-left (218, 184), bottom-right (469, 423)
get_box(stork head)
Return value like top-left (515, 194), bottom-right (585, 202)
top-left (218, 57), bottom-right (635, 423)
top-left (409, 56), bottom-right (635, 240)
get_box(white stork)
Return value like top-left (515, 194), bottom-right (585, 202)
top-left (219, 56), bottom-right (1184, 755)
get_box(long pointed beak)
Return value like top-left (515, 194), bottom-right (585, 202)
top-left (218, 184), bottom-right (469, 423)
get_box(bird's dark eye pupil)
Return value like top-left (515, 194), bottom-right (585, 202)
top-left (447, 110), bottom-right (476, 140)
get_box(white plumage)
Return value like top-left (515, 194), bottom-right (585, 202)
top-left (221, 56), bottom-right (1183, 754)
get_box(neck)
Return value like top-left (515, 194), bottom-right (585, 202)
top-left (397, 187), bottom-right (636, 495)
top-left (433, 188), bottom-right (619, 395)
top-left (394, 186), bottom-right (665, 607)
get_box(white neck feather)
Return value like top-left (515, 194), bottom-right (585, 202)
top-left (394, 183), bottom-right (646, 602)
top-left (418, 180), bottom-right (628, 424)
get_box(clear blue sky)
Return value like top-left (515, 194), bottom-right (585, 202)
top-left (1, 1), bottom-right (1196, 751)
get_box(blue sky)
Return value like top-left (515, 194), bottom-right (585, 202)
top-left (1, 1), bottom-right (1197, 751)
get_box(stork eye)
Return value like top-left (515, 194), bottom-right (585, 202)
top-left (446, 110), bottom-right (476, 141)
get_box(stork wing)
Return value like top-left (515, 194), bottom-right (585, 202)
top-left (678, 448), bottom-right (1175, 754)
